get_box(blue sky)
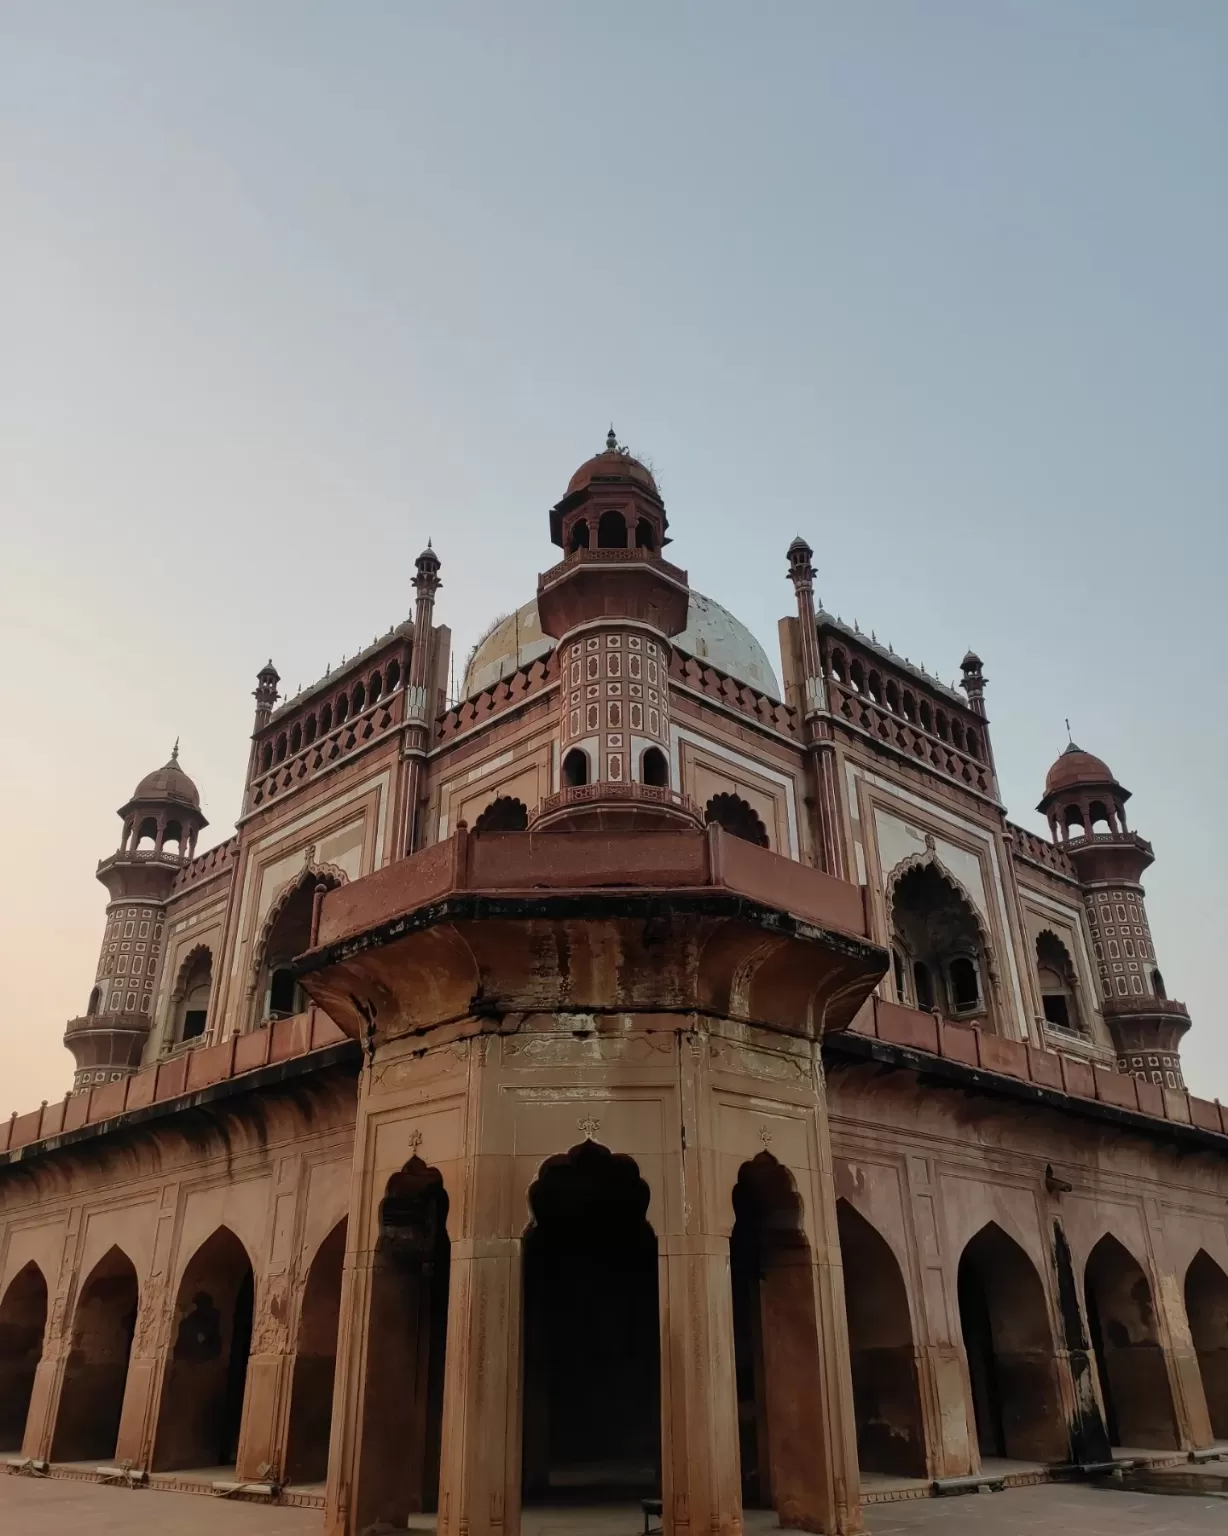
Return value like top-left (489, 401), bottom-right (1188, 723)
top-left (2, 2), bottom-right (1225, 1106)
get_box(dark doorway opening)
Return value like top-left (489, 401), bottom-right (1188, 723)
top-left (285, 1220), bottom-right (347, 1485)
top-left (353, 1162), bottom-right (450, 1532)
top-left (51, 1246), bottom-right (138, 1463)
top-left (523, 1142), bottom-right (660, 1505)
top-left (1085, 1234), bottom-right (1179, 1449)
top-left (1185, 1250), bottom-right (1228, 1439)
top-left (957, 1224), bottom-right (1065, 1463)
top-left (0, 1263), bottom-right (47, 1452)
top-left (153, 1227), bottom-right (254, 1471)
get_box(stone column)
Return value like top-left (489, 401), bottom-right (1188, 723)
top-left (115, 1185), bottom-right (180, 1468)
top-left (658, 1233), bottom-right (743, 1536)
top-left (435, 1236), bottom-right (522, 1536)
top-left (1146, 1212), bottom-right (1214, 1450)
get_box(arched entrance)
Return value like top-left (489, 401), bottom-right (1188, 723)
top-left (285, 1219), bottom-right (347, 1486)
top-left (522, 1142), bottom-right (659, 1506)
top-left (730, 1153), bottom-right (827, 1526)
top-left (153, 1227), bottom-right (254, 1471)
top-left (0, 1262), bottom-right (47, 1452)
top-left (1085, 1234), bottom-right (1179, 1449)
top-left (353, 1161), bottom-right (449, 1531)
top-left (836, 1200), bottom-right (925, 1478)
top-left (51, 1246), bottom-right (138, 1462)
top-left (957, 1223), bottom-right (1065, 1463)
top-left (1185, 1250), bottom-right (1228, 1439)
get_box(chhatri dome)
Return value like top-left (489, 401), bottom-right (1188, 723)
top-left (128, 742), bottom-right (201, 810)
top-left (464, 432), bottom-right (780, 700)
top-left (1042, 740), bottom-right (1120, 799)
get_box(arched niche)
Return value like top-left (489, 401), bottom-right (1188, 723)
top-left (1185, 1249), bottom-right (1228, 1439)
top-left (836, 1199), bottom-right (926, 1477)
top-left (890, 860), bottom-right (994, 1028)
top-left (730, 1153), bottom-right (828, 1523)
top-left (956, 1222), bottom-right (1065, 1463)
top-left (472, 796), bottom-right (529, 833)
top-left (285, 1219), bottom-right (347, 1486)
top-left (705, 792), bottom-right (769, 848)
top-left (51, 1246), bottom-right (138, 1463)
top-left (1085, 1234), bottom-right (1179, 1449)
top-left (0, 1262), bottom-right (47, 1452)
top-left (1036, 930), bottom-right (1083, 1034)
top-left (251, 867), bottom-right (345, 1026)
top-left (153, 1226), bottom-right (254, 1471)
top-left (352, 1161), bottom-right (450, 1531)
top-left (522, 1142), bottom-right (659, 1507)
top-left (173, 945), bottom-right (213, 1043)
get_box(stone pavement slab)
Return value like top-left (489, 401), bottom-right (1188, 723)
top-left (0, 1474), bottom-right (320, 1534)
top-left (860, 1482), bottom-right (1228, 1534)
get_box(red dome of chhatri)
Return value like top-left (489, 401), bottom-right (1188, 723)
top-left (131, 743), bottom-right (201, 809)
top-left (1043, 742), bottom-right (1117, 797)
top-left (566, 429), bottom-right (658, 497)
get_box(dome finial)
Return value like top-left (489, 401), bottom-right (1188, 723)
top-left (171, 737), bottom-right (180, 765)
top-left (606, 424), bottom-right (618, 452)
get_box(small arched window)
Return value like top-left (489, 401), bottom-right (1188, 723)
top-left (386, 659), bottom-right (401, 692)
top-left (1152, 968), bottom-right (1166, 1000)
top-left (136, 817), bottom-right (158, 850)
top-left (902, 691), bottom-right (917, 723)
top-left (913, 961), bottom-right (935, 1012)
top-left (352, 681), bottom-right (366, 714)
top-left (369, 670), bottom-right (383, 702)
top-left (562, 748), bottom-right (590, 788)
top-left (935, 709), bottom-right (949, 742)
top-left (290, 722), bottom-right (302, 754)
top-left (951, 719), bottom-right (965, 750)
top-left (892, 950), bottom-right (906, 1004)
top-left (849, 660), bottom-right (866, 695)
top-left (320, 702), bottom-right (333, 732)
top-left (269, 967), bottom-right (298, 1018)
top-left (275, 733), bottom-right (288, 763)
top-left (1089, 801), bottom-right (1112, 834)
top-left (88, 985), bottom-right (101, 1016)
top-left (830, 649), bottom-right (847, 684)
top-left (868, 670), bottom-right (883, 704)
top-left (597, 510), bottom-right (627, 549)
top-left (260, 743), bottom-right (273, 773)
top-left (1063, 804), bottom-right (1085, 840)
top-left (336, 693), bottom-right (349, 724)
top-left (948, 956), bottom-right (980, 1013)
top-left (305, 714), bottom-right (317, 745)
top-left (919, 701), bottom-right (933, 734)
top-left (634, 518), bottom-right (655, 551)
top-left (163, 820), bottom-right (183, 855)
top-left (885, 680), bottom-right (901, 714)
top-left (569, 519), bottom-right (591, 552)
top-left (641, 747), bottom-right (668, 787)
top-left (965, 727), bottom-right (979, 759)
top-left (704, 793), bottom-right (770, 848)
top-left (472, 796), bottom-right (529, 833)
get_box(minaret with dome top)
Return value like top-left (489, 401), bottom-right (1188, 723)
top-left (63, 745), bottom-right (208, 1090)
top-left (1038, 740), bottom-right (1191, 1087)
top-left (530, 429), bottom-right (700, 830)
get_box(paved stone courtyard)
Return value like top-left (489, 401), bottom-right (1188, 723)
top-left (2, 1477), bottom-right (1227, 1535)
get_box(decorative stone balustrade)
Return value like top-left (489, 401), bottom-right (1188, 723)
top-left (827, 679), bottom-right (992, 796)
top-left (1008, 822), bottom-right (1077, 879)
top-left (248, 693), bottom-right (400, 810)
top-left (669, 649), bottom-right (798, 738)
top-left (538, 546), bottom-right (689, 589)
top-left (435, 651), bottom-right (559, 744)
top-left (171, 835), bottom-right (238, 892)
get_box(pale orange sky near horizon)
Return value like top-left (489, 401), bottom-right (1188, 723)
top-left (2, 3), bottom-right (1225, 1115)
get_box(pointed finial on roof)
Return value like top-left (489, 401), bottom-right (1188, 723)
top-left (607, 424), bottom-right (618, 452)
top-left (171, 738), bottom-right (180, 764)
top-left (1065, 717), bottom-right (1073, 744)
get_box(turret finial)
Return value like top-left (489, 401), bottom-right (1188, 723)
top-left (606, 425), bottom-right (618, 452)
top-left (171, 737), bottom-right (179, 764)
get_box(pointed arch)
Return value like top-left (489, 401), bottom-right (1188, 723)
top-left (0, 1261), bottom-right (48, 1451)
top-left (523, 1142), bottom-right (659, 1506)
top-left (956, 1222), bottom-right (1065, 1462)
top-left (888, 856), bottom-right (997, 1027)
top-left (705, 793), bottom-right (770, 848)
top-left (836, 1199), bottom-right (925, 1477)
top-left (285, 1219), bottom-right (348, 1486)
top-left (172, 943), bottom-right (214, 1043)
top-left (153, 1226), bottom-right (254, 1471)
top-left (1085, 1233), bottom-right (1178, 1449)
top-left (51, 1245), bottom-right (139, 1463)
top-left (472, 796), bottom-right (529, 833)
top-left (1185, 1249), bottom-right (1228, 1439)
top-left (250, 863), bottom-right (347, 1026)
top-left (1035, 929), bottom-right (1084, 1034)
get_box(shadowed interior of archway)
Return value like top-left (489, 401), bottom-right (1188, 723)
top-left (51, 1245), bottom-right (138, 1463)
top-left (153, 1226), bottom-right (254, 1472)
top-left (1185, 1249), bottom-right (1228, 1440)
top-left (957, 1223), bottom-right (1066, 1463)
top-left (353, 1161), bottom-right (450, 1531)
top-left (0, 1262), bottom-right (47, 1451)
top-left (285, 1218), bottom-right (347, 1485)
top-left (836, 1200), bottom-right (926, 1478)
top-left (523, 1142), bottom-right (660, 1504)
top-left (1085, 1233), bottom-right (1179, 1450)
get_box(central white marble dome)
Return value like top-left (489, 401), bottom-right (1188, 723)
top-left (463, 591), bottom-right (781, 701)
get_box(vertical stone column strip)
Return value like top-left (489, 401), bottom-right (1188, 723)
top-left (1048, 1216), bottom-right (1110, 1465)
top-left (22, 1204), bottom-right (82, 1459)
top-left (435, 1233), bottom-right (523, 1536)
top-left (902, 1157), bottom-right (974, 1478)
top-left (116, 1182), bottom-right (180, 1468)
top-left (1145, 1198), bottom-right (1214, 1450)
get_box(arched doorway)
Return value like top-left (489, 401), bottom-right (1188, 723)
top-left (285, 1220), bottom-right (347, 1486)
top-left (51, 1246), bottom-right (138, 1462)
top-left (0, 1262), bottom-right (47, 1452)
top-left (957, 1224), bottom-right (1065, 1463)
top-left (1185, 1250), bottom-right (1228, 1439)
top-left (252, 870), bottom-right (342, 1026)
top-left (836, 1201), bottom-right (925, 1478)
top-left (153, 1227), bottom-right (254, 1471)
top-left (353, 1161), bottom-right (450, 1531)
top-left (522, 1142), bottom-right (659, 1506)
top-left (1085, 1234), bottom-right (1179, 1449)
top-left (730, 1154), bottom-right (827, 1525)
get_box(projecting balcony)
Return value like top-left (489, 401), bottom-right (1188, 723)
top-left (530, 781), bottom-right (704, 833)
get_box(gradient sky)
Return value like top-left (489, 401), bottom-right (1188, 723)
top-left (3, 2), bottom-right (1225, 1113)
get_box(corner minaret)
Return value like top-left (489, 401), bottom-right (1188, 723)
top-left (398, 542), bottom-right (443, 854)
top-left (534, 430), bottom-right (694, 830)
top-left (1039, 742), bottom-right (1190, 1087)
top-left (65, 746), bottom-right (209, 1091)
